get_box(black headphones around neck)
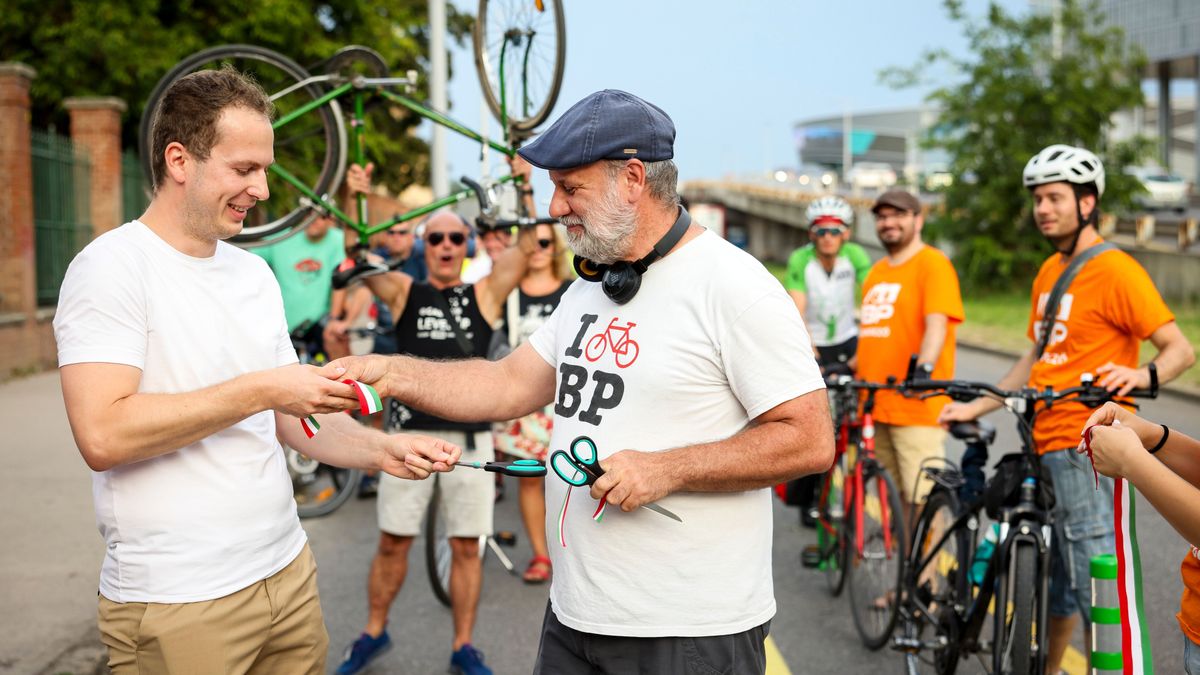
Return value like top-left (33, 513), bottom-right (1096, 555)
top-left (572, 207), bottom-right (692, 305)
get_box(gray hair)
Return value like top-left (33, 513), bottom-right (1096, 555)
top-left (604, 159), bottom-right (680, 207)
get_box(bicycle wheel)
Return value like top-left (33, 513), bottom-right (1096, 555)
top-left (993, 539), bottom-right (1037, 675)
top-left (818, 454), bottom-right (849, 596)
top-left (138, 44), bottom-right (347, 244)
top-left (907, 488), bottom-right (967, 675)
top-left (473, 0), bottom-right (566, 133)
top-left (285, 444), bottom-right (362, 518)
top-left (847, 460), bottom-right (906, 650)
top-left (424, 486), bottom-right (453, 607)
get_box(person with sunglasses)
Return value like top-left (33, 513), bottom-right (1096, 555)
top-left (491, 224), bottom-right (573, 585)
top-left (334, 157), bottom-right (538, 675)
top-left (783, 195), bottom-right (871, 525)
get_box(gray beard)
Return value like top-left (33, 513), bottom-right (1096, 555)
top-left (560, 188), bottom-right (638, 264)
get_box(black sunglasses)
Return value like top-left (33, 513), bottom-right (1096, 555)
top-left (537, 238), bottom-right (554, 250)
top-left (386, 228), bottom-right (411, 236)
top-left (811, 226), bottom-right (846, 238)
top-left (426, 231), bottom-right (466, 246)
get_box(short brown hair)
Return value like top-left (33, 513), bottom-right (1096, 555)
top-left (149, 65), bottom-right (274, 190)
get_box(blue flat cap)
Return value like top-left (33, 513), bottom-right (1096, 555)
top-left (518, 89), bottom-right (675, 170)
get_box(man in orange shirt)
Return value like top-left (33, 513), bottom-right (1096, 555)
top-left (855, 189), bottom-right (964, 526)
top-left (940, 144), bottom-right (1194, 674)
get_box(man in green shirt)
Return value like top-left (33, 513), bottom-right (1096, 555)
top-left (784, 194), bottom-right (871, 525)
top-left (254, 209), bottom-right (346, 349)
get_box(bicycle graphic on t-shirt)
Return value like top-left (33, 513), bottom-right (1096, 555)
top-left (584, 317), bottom-right (640, 369)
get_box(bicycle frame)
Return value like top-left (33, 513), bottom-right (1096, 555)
top-left (264, 75), bottom-right (526, 247)
top-left (850, 385), bottom-right (897, 560)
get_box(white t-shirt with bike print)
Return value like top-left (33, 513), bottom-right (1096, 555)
top-left (529, 229), bottom-right (825, 637)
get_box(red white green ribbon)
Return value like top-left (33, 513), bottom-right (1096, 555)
top-left (1113, 477), bottom-right (1153, 674)
top-left (297, 379), bottom-right (382, 437)
top-left (301, 415), bottom-right (320, 439)
top-left (557, 487), bottom-right (572, 548)
top-left (344, 379), bottom-right (383, 415)
top-left (1083, 424), bottom-right (1153, 674)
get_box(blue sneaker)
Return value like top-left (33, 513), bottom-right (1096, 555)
top-left (449, 643), bottom-right (493, 675)
top-left (335, 630), bottom-right (392, 675)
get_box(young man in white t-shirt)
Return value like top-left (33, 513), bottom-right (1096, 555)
top-left (327, 90), bottom-right (833, 674)
top-left (53, 66), bottom-right (460, 675)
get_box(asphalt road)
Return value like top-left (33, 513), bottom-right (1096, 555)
top-left (5, 346), bottom-right (1197, 674)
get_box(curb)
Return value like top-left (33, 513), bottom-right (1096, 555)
top-left (958, 341), bottom-right (1200, 405)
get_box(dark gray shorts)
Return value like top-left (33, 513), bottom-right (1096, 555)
top-left (532, 602), bottom-right (770, 675)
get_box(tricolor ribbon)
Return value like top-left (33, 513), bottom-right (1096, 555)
top-left (301, 415), bottom-right (320, 439)
top-left (344, 379), bottom-right (383, 415)
top-left (298, 379), bottom-right (382, 437)
top-left (1082, 424), bottom-right (1154, 674)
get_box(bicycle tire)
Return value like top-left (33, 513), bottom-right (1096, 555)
top-left (138, 44), bottom-right (347, 244)
top-left (993, 539), bottom-right (1037, 675)
top-left (285, 444), bottom-right (362, 519)
top-left (908, 487), bottom-right (966, 675)
top-left (819, 454), bottom-right (848, 596)
top-left (473, 0), bottom-right (566, 134)
top-left (847, 461), bottom-right (906, 650)
top-left (424, 487), bottom-right (453, 607)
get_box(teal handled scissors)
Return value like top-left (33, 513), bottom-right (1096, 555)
top-left (549, 436), bottom-right (682, 522)
top-left (457, 459), bottom-right (547, 477)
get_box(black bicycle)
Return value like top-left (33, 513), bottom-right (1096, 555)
top-left (892, 371), bottom-right (1156, 675)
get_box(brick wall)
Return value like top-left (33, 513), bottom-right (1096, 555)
top-left (0, 63), bottom-right (127, 380)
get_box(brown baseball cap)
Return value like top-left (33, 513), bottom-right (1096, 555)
top-left (871, 189), bottom-right (921, 215)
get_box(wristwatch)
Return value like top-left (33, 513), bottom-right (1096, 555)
top-left (913, 362), bottom-right (934, 381)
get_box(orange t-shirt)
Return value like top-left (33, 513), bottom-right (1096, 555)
top-left (1026, 242), bottom-right (1174, 454)
top-left (856, 246), bottom-right (964, 426)
top-left (1179, 546), bottom-right (1200, 644)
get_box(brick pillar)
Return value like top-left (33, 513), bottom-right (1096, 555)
top-left (64, 97), bottom-right (127, 237)
top-left (0, 63), bottom-right (36, 317)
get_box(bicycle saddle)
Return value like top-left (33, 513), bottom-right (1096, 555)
top-left (948, 419), bottom-right (996, 445)
top-left (332, 259), bottom-right (389, 290)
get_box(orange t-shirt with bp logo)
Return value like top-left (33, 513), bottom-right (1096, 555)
top-left (1180, 547), bottom-right (1200, 645)
top-left (1026, 242), bottom-right (1174, 454)
top-left (856, 246), bottom-right (964, 426)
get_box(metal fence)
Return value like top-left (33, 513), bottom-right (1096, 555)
top-left (121, 150), bottom-right (150, 223)
top-left (32, 130), bottom-right (91, 306)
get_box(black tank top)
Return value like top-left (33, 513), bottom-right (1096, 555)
top-left (390, 282), bottom-right (494, 431)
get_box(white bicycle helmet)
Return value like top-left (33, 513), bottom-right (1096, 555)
top-left (1022, 144), bottom-right (1105, 197)
top-left (806, 195), bottom-right (854, 226)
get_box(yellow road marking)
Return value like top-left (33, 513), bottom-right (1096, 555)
top-left (1062, 645), bottom-right (1087, 675)
top-left (765, 635), bottom-right (791, 675)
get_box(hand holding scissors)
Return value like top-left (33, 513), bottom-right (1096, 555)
top-left (549, 436), bottom-right (682, 522)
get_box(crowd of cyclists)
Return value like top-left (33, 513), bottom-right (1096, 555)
top-left (240, 128), bottom-right (1200, 674)
top-left (781, 144), bottom-right (1198, 674)
top-left (53, 61), bottom-right (1200, 675)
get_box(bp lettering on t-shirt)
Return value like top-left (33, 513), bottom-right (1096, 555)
top-left (860, 282), bottom-right (902, 338)
top-left (555, 313), bottom-right (633, 426)
top-left (1032, 291), bottom-right (1074, 364)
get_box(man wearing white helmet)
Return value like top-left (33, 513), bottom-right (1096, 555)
top-left (786, 196), bottom-right (872, 370)
top-left (785, 196), bottom-right (871, 525)
top-left (940, 144), bottom-right (1194, 673)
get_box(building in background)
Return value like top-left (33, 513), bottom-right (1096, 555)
top-left (792, 106), bottom-right (949, 189)
top-left (1096, 0), bottom-right (1200, 183)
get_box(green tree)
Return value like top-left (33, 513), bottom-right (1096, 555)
top-left (0, 0), bottom-right (475, 194)
top-left (882, 0), bottom-right (1151, 290)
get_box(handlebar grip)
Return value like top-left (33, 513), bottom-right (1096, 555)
top-left (459, 176), bottom-right (491, 212)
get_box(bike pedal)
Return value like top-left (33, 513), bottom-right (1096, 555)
top-left (800, 546), bottom-right (822, 568)
top-left (495, 530), bottom-right (518, 547)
